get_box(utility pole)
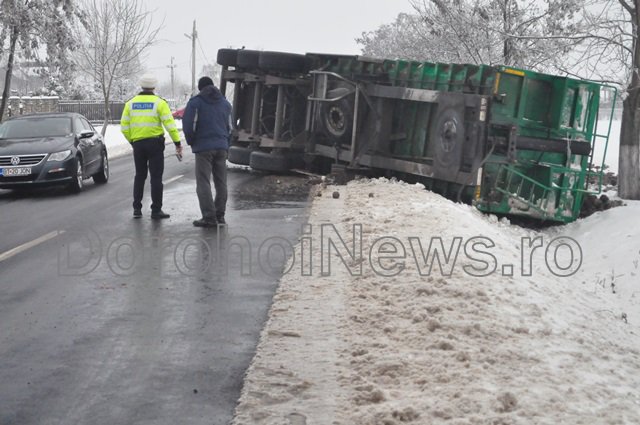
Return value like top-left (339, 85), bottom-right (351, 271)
top-left (184, 20), bottom-right (197, 95)
top-left (167, 56), bottom-right (177, 101)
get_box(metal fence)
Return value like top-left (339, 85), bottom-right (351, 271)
top-left (58, 100), bottom-right (125, 123)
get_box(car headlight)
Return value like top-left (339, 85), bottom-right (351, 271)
top-left (47, 150), bottom-right (72, 162)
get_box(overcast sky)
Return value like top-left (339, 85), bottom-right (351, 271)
top-left (144, 0), bottom-right (415, 85)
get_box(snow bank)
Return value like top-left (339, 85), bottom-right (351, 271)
top-left (96, 122), bottom-right (249, 170)
top-left (96, 121), bottom-right (185, 160)
top-left (232, 178), bottom-right (640, 424)
top-left (550, 201), bottom-right (640, 337)
top-left (96, 125), bottom-right (132, 159)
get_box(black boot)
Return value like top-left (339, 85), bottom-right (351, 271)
top-left (151, 210), bottom-right (170, 219)
top-left (193, 218), bottom-right (216, 228)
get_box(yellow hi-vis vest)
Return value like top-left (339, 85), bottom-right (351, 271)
top-left (120, 94), bottom-right (181, 143)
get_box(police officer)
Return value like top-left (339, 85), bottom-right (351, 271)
top-left (121, 74), bottom-right (183, 219)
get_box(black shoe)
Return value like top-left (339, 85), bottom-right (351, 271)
top-left (216, 215), bottom-right (226, 225)
top-left (151, 210), bottom-right (170, 219)
top-left (193, 218), bottom-right (216, 228)
top-left (133, 209), bottom-right (142, 218)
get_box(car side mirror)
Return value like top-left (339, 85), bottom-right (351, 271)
top-left (79, 130), bottom-right (94, 139)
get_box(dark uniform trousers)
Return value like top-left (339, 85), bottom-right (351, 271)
top-left (131, 137), bottom-right (165, 212)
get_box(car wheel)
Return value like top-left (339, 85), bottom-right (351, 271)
top-left (217, 48), bottom-right (238, 67)
top-left (228, 145), bottom-right (253, 165)
top-left (249, 150), bottom-right (290, 173)
top-left (68, 157), bottom-right (84, 193)
top-left (93, 151), bottom-right (109, 184)
top-left (258, 51), bottom-right (309, 74)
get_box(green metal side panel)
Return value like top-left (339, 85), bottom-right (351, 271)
top-left (305, 53), bottom-right (612, 223)
top-left (386, 60), bottom-right (493, 158)
top-left (488, 66), bottom-right (602, 142)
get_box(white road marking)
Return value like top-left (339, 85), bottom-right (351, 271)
top-left (0, 230), bottom-right (65, 263)
top-left (163, 174), bottom-right (183, 185)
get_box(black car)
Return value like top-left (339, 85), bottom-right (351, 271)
top-left (0, 112), bottom-right (109, 192)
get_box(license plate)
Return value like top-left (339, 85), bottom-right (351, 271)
top-left (0, 167), bottom-right (32, 177)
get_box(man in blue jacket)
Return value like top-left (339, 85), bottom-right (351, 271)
top-left (183, 76), bottom-right (232, 227)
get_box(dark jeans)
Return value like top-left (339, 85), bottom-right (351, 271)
top-left (195, 149), bottom-right (228, 220)
top-left (131, 137), bottom-right (165, 212)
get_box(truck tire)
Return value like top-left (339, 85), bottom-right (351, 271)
top-left (434, 108), bottom-right (464, 168)
top-left (319, 86), bottom-right (355, 144)
top-left (237, 50), bottom-right (261, 70)
top-left (430, 107), bottom-right (465, 182)
top-left (258, 51), bottom-right (308, 74)
top-left (217, 49), bottom-right (238, 67)
top-left (249, 150), bottom-right (290, 173)
top-left (228, 145), bottom-right (253, 165)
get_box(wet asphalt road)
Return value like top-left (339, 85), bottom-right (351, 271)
top-left (0, 151), bottom-right (311, 425)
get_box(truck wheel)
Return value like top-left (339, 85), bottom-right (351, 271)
top-left (258, 51), bottom-right (308, 74)
top-left (249, 150), bottom-right (290, 173)
top-left (217, 49), bottom-right (238, 67)
top-left (434, 108), bottom-right (464, 168)
top-left (320, 98), bottom-right (353, 143)
top-left (237, 50), bottom-right (261, 70)
top-left (228, 145), bottom-right (253, 165)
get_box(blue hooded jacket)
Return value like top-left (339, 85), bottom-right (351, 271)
top-left (182, 85), bottom-right (232, 152)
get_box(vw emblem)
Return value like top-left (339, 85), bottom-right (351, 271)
top-left (10, 156), bottom-right (20, 166)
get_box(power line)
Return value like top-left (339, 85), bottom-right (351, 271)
top-left (196, 37), bottom-right (213, 68)
top-left (146, 61), bottom-right (189, 71)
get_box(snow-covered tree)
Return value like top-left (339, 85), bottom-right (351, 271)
top-left (358, 0), bottom-right (582, 70)
top-left (74, 0), bottom-right (161, 135)
top-left (31, 76), bottom-right (64, 96)
top-left (358, 0), bottom-right (640, 200)
top-left (357, 13), bottom-right (447, 61)
top-left (0, 0), bottom-right (84, 119)
top-left (566, 0), bottom-right (640, 199)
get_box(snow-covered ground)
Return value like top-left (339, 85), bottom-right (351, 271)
top-left (99, 118), bottom-right (637, 422)
top-left (232, 178), bottom-right (640, 424)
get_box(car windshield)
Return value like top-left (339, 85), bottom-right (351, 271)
top-left (0, 117), bottom-right (72, 139)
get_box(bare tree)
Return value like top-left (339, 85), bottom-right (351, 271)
top-left (358, 0), bottom-right (581, 69)
top-left (358, 0), bottom-right (640, 198)
top-left (75, 0), bottom-right (161, 135)
top-left (358, 7), bottom-right (502, 64)
top-left (595, 0), bottom-right (640, 199)
top-left (574, 0), bottom-right (640, 199)
top-left (504, 0), bottom-right (639, 198)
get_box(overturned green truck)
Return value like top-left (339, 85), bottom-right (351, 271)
top-left (216, 49), bottom-right (616, 224)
